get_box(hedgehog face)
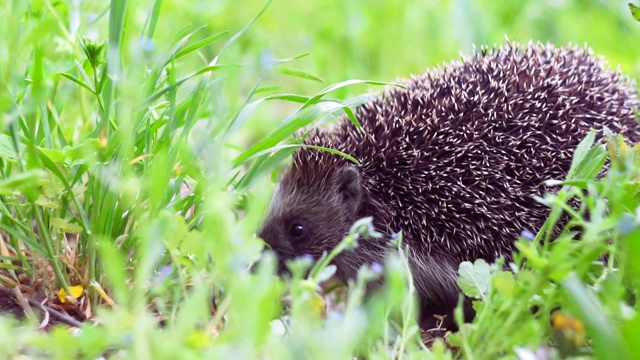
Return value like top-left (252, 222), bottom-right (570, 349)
top-left (258, 165), bottom-right (364, 276)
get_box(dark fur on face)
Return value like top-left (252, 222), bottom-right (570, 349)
top-left (259, 165), bottom-right (385, 279)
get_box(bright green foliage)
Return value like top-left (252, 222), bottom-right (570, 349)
top-left (0, 0), bottom-right (639, 359)
top-left (454, 133), bottom-right (640, 358)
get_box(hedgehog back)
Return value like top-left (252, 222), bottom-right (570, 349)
top-left (288, 43), bottom-right (639, 264)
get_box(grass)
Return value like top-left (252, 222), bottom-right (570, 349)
top-left (0, 0), bottom-right (640, 358)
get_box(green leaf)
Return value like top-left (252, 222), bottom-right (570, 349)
top-left (224, 93), bottom-right (311, 139)
top-left (300, 79), bottom-right (397, 111)
top-left (234, 147), bottom-right (296, 191)
top-left (457, 259), bottom-right (492, 300)
top-left (59, 72), bottom-right (95, 94)
top-left (79, 37), bottom-right (107, 70)
top-left (143, 64), bottom-right (231, 105)
top-left (217, 0), bottom-right (273, 56)
top-left (629, 3), bottom-right (640, 21)
top-left (74, 59), bottom-right (95, 91)
top-left (514, 238), bottom-right (547, 270)
top-left (566, 129), bottom-right (597, 180)
top-left (37, 147), bottom-right (66, 163)
top-left (37, 149), bottom-right (92, 234)
top-left (232, 90), bottom-right (379, 168)
top-left (159, 27), bottom-right (205, 69)
top-left (492, 271), bottom-right (515, 298)
top-left (310, 100), bottom-right (361, 129)
top-left (0, 170), bottom-right (48, 195)
top-left (574, 146), bottom-right (606, 181)
top-left (62, 139), bottom-right (101, 165)
top-left (254, 86), bottom-right (281, 94)
top-left (231, 85), bottom-right (384, 165)
top-left (142, 0), bottom-right (162, 40)
top-left (175, 30), bottom-right (230, 59)
top-left (231, 109), bottom-right (317, 167)
top-left (0, 263), bottom-right (21, 271)
top-left (277, 68), bottom-right (324, 82)
top-left (0, 134), bottom-right (20, 162)
top-left (315, 265), bottom-right (337, 283)
top-left (51, 217), bottom-right (84, 233)
top-left (236, 144), bottom-right (359, 167)
top-left (40, 169), bottom-right (66, 199)
top-left (36, 195), bottom-right (61, 209)
top-left (274, 52), bottom-right (310, 64)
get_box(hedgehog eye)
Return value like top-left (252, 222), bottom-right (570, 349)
top-left (289, 223), bottom-right (305, 238)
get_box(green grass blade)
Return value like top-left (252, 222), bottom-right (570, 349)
top-left (59, 72), bottom-right (95, 94)
top-left (99, 0), bottom-right (129, 134)
top-left (277, 68), bottom-right (324, 82)
top-left (217, 0), bottom-right (273, 57)
top-left (175, 30), bottom-right (230, 59)
top-left (563, 274), bottom-right (630, 359)
top-left (143, 65), bottom-right (231, 106)
top-left (74, 59), bottom-right (95, 91)
top-left (144, 0), bottom-right (163, 40)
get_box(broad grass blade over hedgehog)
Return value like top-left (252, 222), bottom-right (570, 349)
top-left (258, 42), bottom-right (640, 329)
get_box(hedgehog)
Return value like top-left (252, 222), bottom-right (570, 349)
top-left (258, 42), bottom-right (640, 328)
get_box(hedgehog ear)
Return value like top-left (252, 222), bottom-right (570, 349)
top-left (334, 165), bottom-right (363, 213)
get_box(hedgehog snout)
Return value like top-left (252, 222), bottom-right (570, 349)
top-left (258, 223), bottom-right (296, 275)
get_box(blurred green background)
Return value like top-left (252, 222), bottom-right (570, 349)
top-left (205, 0), bottom-right (640, 85)
top-left (30, 0), bottom-right (640, 145)
top-left (160, 0), bottom-right (640, 141)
